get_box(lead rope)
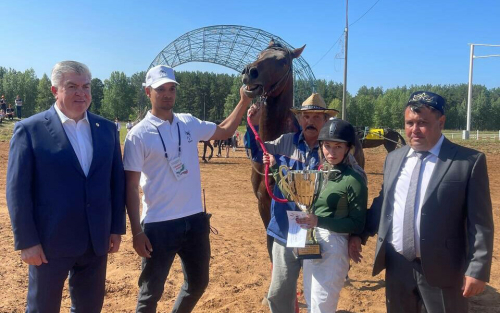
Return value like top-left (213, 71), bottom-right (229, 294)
top-left (203, 189), bottom-right (219, 235)
top-left (246, 115), bottom-right (288, 203)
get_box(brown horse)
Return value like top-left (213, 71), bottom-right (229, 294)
top-left (242, 40), bottom-right (303, 257)
top-left (242, 41), bottom-right (365, 259)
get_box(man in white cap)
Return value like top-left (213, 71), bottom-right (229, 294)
top-left (247, 93), bottom-right (338, 313)
top-left (124, 65), bottom-right (251, 313)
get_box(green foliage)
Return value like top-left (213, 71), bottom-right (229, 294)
top-left (0, 118), bottom-right (16, 141)
top-left (90, 78), bottom-right (104, 115)
top-left (328, 98), bottom-right (342, 119)
top-left (349, 94), bottom-right (375, 126)
top-left (175, 71), bottom-right (237, 122)
top-left (35, 74), bottom-right (54, 112)
top-left (223, 77), bottom-right (242, 118)
top-left (1, 64), bottom-right (500, 131)
top-left (101, 71), bottom-right (133, 120)
top-left (129, 71), bottom-right (150, 120)
top-left (1, 68), bottom-right (38, 116)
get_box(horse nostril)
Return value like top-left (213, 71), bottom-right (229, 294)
top-left (241, 65), bottom-right (250, 75)
top-left (249, 68), bottom-right (258, 79)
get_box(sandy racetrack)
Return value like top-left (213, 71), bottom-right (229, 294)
top-left (0, 141), bottom-right (498, 312)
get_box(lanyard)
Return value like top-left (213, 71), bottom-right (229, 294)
top-left (150, 122), bottom-right (181, 159)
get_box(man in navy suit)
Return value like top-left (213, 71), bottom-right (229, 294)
top-left (6, 60), bottom-right (126, 313)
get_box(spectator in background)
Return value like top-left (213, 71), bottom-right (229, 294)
top-left (115, 118), bottom-right (121, 137)
top-left (126, 119), bottom-right (133, 132)
top-left (0, 95), bottom-right (6, 115)
top-left (6, 104), bottom-right (14, 120)
top-left (232, 130), bottom-right (239, 151)
top-left (15, 95), bottom-right (23, 119)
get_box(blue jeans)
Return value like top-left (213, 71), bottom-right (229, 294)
top-left (136, 213), bottom-right (211, 313)
top-left (16, 106), bottom-right (22, 119)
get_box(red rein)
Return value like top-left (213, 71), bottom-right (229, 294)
top-left (246, 116), bottom-right (288, 203)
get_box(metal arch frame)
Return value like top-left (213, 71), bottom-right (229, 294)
top-left (148, 25), bottom-right (316, 105)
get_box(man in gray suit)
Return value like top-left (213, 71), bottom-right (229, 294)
top-left (350, 91), bottom-right (494, 312)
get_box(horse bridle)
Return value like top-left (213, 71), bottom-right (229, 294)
top-left (259, 45), bottom-right (293, 104)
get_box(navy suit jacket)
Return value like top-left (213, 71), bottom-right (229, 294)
top-left (6, 106), bottom-right (126, 258)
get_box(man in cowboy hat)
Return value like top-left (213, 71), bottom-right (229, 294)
top-left (247, 93), bottom-right (338, 313)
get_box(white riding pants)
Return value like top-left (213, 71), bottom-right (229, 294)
top-left (303, 227), bottom-right (349, 313)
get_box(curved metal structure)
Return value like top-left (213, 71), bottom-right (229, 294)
top-left (149, 25), bottom-right (316, 104)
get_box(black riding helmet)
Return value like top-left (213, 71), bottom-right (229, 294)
top-left (318, 118), bottom-right (356, 146)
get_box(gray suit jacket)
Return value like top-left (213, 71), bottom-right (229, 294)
top-left (364, 137), bottom-right (494, 287)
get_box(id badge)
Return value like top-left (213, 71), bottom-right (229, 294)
top-left (169, 156), bottom-right (189, 180)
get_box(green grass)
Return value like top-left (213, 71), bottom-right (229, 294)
top-left (237, 125), bottom-right (246, 135)
top-left (0, 118), bottom-right (16, 141)
top-left (120, 126), bottom-right (127, 143)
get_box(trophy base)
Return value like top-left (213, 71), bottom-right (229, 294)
top-left (293, 244), bottom-right (322, 259)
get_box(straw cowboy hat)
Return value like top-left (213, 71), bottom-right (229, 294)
top-left (290, 93), bottom-right (339, 117)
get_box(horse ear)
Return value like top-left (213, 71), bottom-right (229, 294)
top-left (268, 39), bottom-right (275, 47)
top-left (291, 44), bottom-right (306, 59)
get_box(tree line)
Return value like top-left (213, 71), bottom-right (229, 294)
top-left (1, 66), bottom-right (499, 130)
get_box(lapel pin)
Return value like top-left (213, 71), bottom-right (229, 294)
top-left (96, 123), bottom-right (100, 127)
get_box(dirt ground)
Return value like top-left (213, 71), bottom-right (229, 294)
top-left (0, 141), bottom-right (499, 313)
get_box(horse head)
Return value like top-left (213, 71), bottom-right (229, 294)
top-left (241, 40), bottom-right (305, 100)
top-left (242, 40), bottom-right (305, 142)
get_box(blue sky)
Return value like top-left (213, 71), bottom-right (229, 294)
top-left (1, 0), bottom-right (499, 94)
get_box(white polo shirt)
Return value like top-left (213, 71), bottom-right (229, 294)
top-left (124, 111), bottom-right (216, 223)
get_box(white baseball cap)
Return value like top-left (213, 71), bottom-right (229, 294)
top-left (143, 65), bottom-right (179, 88)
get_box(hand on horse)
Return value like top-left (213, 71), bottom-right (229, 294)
top-left (247, 103), bottom-right (262, 126)
top-left (239, 86), bottom-right (252, 106)
top-left (296, 214), bottom-right (318, 229)
top-left (263, 153), bottom-right (276, 166)
top-left (133, 232), bottom-right (153, 258)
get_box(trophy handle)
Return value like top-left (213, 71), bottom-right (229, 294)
top-left (278, 165), bottom-right (294, 200)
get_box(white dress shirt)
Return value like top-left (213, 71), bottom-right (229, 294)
top-left (390, 135), bottom-right (444, 257)
top-left (54, 105), bottom-right (93, 176)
